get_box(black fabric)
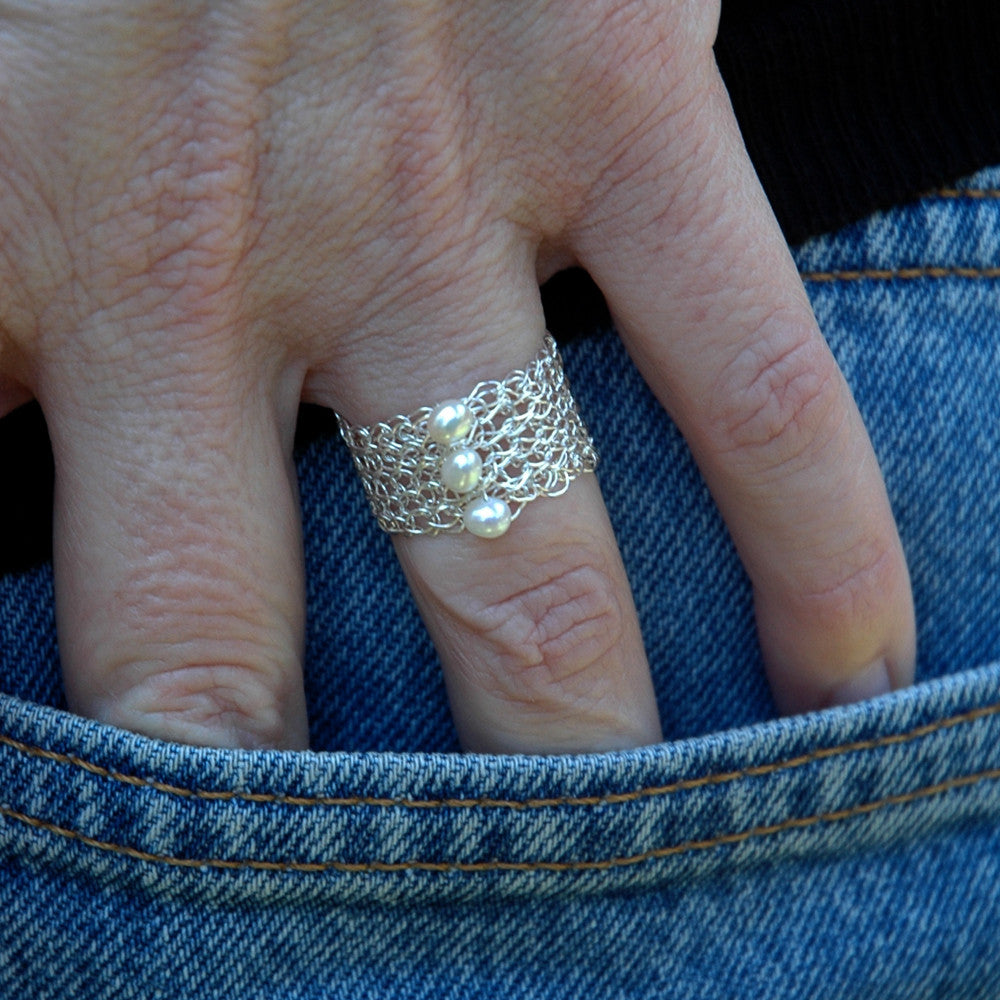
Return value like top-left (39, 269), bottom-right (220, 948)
top-left (715, 0), bottom-right (1000, 244)
top-left (0, 403), bottom-right (54, 572)
top-left (3, 0), bottom-right (1000, 573)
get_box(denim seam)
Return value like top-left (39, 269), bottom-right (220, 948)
top-left (2, 764), bottom-right (999, 874)
top-left (931, 188), bottom-right (1000, 199)
top-left (1, 702), bottom-right (998, 810)
top-left (802, 265), bottom-right (1000, 283)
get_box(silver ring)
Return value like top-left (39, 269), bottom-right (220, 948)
top-left (336, 334), bottom-right (598, 538)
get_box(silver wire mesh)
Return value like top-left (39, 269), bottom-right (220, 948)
top-left (336, 335), bottom-right (598, 535)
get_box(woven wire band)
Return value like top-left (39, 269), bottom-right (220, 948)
top-left (336, 334), bottom-right (598, 536)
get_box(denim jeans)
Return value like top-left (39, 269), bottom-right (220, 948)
top-left (3, 166), bottom-right (1000, 998)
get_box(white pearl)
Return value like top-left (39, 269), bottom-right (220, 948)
top-left (427, 400), bottom-right (473, 445)
top-left (441, 448), bottom-right (483, 494)
top-left (462, 496), bottom-right (512, 538)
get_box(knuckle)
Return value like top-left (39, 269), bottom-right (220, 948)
top-left (110, 661), bottom-right (297, 749)
top-left (709, 321), bottom-right (844, 476)
top-left (786, 536), bottom-right (903, 636)
top-left (465, 554), bottom-right (628, 714)
top-left (550, 2), bottom-right (719, 200)
top-left (76, 541), bottom-right (304, 749)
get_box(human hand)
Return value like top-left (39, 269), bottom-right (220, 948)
top-left (0, 0), bottom-right (915, 752)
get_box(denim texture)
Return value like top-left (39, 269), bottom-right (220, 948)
top-left (2, 166), bottom-right (1000, 997)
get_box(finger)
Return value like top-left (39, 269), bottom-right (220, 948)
top-left (396, 476), bottom-right (660, 753)
top-left (307, 261), bottom-right (662, 754)
top-left (574, 64), bottom-right (916, 713)
top-left (41, 358), bottom-right (309, 749)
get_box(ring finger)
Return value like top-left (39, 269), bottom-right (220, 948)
top-left (302, 234), bottom-right (662, 753)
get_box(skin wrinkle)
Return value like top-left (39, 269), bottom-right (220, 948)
top-left (428, 550), bottom-right (630, 721)
top-left (261, 15), bottom-right (513, 391)
top-left (0, 166), bottom-right (74, 361)
top-left (389, 474), bottom-right (659, 753)
top-left (103, 452), bottom-right (299, 636)
top-left (474, 13), bottom-right (583, 230)
top-left (332, 30), bottom-right (508, 353)
top-left (729, 395), bottom-right (857, 517)
top-left (57, 380), bottom-right (305, 747)
top-left (477, 565), bottom-right (624, 678)
top-left (376, 14), bottom-right (476, 215)
top-left (706, 326), bottom-right (842, 475)
top-left (44, 8), bottom-right (274, 372)
top-left (70, 400), bottom-right (260, 525)
top-left (75, 111), bottom-right (260, 329)
top-left (34, 33), bottom-right (308, 752)
top-left (569, 30), bottom-right (718, 232)
top-left (774, 540), bottom-right (901, 637)
top-left (594, 73), bottom-right (712, 225)
top-left (583, 74), bottom-right (795, 327)
top-left (477, 5), bottom-right (678, 230)
top-left (111, 660), bottom-right (292, 749)
top-left (112, 544), bottom-right (276, 631)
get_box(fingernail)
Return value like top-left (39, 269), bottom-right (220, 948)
top-left (827, 658), bottom-right (892, 707)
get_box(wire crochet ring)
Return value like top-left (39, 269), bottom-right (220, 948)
top-left (336, 335), bottom-right (598, 538)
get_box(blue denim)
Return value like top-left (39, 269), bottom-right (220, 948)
top-left (3, 166), bottom-right (1000, 997)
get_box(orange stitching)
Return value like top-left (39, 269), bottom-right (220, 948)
top-left (802, 265), bottom-right (1000, 283)
top-left (801, 185), bottom-right (1000, 282)
top-left (2, 702), bottom-right (999, 810)
top-left (2, 765), bottom-right (998, 873)
top-left (931, 188), bottom-right (1000, 199)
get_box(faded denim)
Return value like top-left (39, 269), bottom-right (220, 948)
top-left (2, 166), bottom-right (1000, 998)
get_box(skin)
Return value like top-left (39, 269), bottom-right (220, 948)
top-left (0, 0), bottom-right (916, 752)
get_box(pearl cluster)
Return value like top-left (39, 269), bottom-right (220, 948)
top-left (427, 400), bottom-right (512, 538)
top-left (336, 334), bottom-right (597, 537)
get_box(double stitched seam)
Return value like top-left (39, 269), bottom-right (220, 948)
top-left (930, 188), bottom-right (1000, 199)
top-left (2, 765), bottom-right (999, 873)
top-left (1, 702), bottom-right (999, 810)
top-left (802, 265), bottom-right (1000, 283)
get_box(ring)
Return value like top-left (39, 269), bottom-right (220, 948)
top-left (336, 334), bottom-right (598, 538)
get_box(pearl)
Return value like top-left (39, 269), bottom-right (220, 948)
top-left (462, 496), bottom-right (512, 538)
top-left (441, 448), bottom-right (483, 494)
top-left (427, 400), bottom-right (473, 445)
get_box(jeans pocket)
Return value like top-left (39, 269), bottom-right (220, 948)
top-left (4, 666), bottom-right (1000, 998)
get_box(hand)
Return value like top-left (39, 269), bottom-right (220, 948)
top-left (0, 0), bottom-right (916, 752)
